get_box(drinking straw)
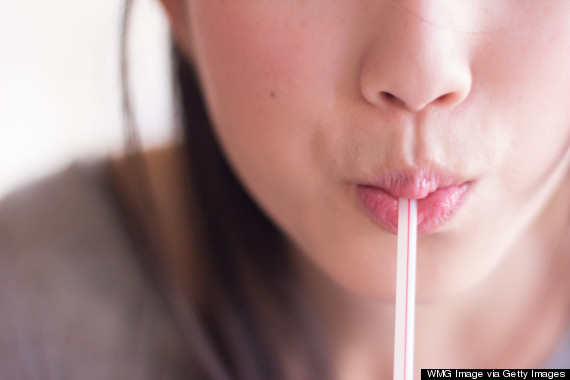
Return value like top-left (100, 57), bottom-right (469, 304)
top-left (393, 198), bottom-right (417, 380)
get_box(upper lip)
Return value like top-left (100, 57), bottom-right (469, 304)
top-left (360, 168), bottom-right (468, 199)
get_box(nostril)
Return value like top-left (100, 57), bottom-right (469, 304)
top-left (380, 91), bottom-right (405, 107)
top-left (379, 90), bottom-right (465, 111)
top-left (434, 92), bottom-right (464, 108)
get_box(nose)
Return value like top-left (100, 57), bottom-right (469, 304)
top-left (359, 4), bottom-right (472, 112)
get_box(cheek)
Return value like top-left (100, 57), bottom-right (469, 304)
top-left (188, 2), bottom-right (336, 116)
top-left (186, 2), bottom-right (352, 223)
top-left (187, 3), bottom-right (310, 166)
top-left (474, 4), bottom-right (570, 193)
top-left (459, 7), bottom-right (570, 284)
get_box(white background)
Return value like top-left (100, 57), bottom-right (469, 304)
top-left (0, 0), bottom-right (174, 198)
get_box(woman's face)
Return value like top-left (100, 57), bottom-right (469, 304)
top-left (169, 0), bottom-right (570, 300)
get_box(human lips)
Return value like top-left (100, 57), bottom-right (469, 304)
top-left (354, 170), bottom-right (471, 234)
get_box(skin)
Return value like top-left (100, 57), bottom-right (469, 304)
top-left (157, 0), bottom-right (570, 376)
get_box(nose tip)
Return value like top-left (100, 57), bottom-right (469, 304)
top-left (359, 9), bottom-right (472, 113)
top-left (363, 58), bottom-right (472, 112)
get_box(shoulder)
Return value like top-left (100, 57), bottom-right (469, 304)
top-left (0, 161), bottom-right (190, 379)
top-left (0, 161), bottom-right (136, 281)
top-left (0, 161), bottom-right (122, 275)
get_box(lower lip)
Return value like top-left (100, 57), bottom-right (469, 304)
top-left (355, 183), bottom-right (470, 234)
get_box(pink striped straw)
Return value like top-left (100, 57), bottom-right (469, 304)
top-left (393, 198), bottom-right (417, 380)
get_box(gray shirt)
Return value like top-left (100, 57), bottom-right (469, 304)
top-left (0, 162), bottom-right (568, 379)
top-left (0, 162), bottom-right (190, 379)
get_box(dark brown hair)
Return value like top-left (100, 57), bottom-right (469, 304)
top-left (121, 1), bottom-right (330, 378)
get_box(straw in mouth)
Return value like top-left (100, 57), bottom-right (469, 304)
top-left (393, 198), bottom-right (417, 380)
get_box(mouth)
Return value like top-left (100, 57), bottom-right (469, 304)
top-left (354, 170), bottom-right (472, 234)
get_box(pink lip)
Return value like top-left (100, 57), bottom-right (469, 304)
top-left (355, 171), bottom-right (471, 234)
